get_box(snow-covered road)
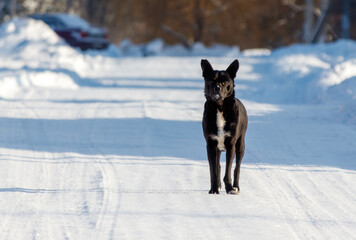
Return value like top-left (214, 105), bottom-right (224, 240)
top-left (0, 18), bottom-right (355, 239)
top-left (0, 86), bottom-right (355, 239)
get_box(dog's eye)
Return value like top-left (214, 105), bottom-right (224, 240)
top-left (227, 85), bottom-right (231, 91)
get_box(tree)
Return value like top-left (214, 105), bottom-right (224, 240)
top-left (1, 0), bottom-right (345, 50)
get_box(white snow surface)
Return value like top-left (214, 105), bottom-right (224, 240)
top-left (0, 18), bottom-right (355, 239)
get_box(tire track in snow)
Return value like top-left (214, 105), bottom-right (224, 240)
top-left (248, 110), bottom-right (356, 239)
top-left (20, 101), bottom-right (70, 240)
top-left (280, 170), bottom-right (332, 238)
top-left (301, 170), bottom-right (356, 238)
top-left (267, 111), bottom-right (355, 239)
top-left (250, 113), bottom-right (331, 239)
top-left (88, 102), bottom-right (121, 239)
top-left (20, 101), bottom-right (54, 240)
top-left (252, 162), bottom-right (302, 239)
top-left (60, 102), bottom-right (94, 239)
top-left (0, 101), bottom-right (69, 239)
top-left (271, 167), bottom-right (356, 239)
top-left (0, 102), bottom-right (25, 240)
top-left (249, 113), bottom-right (312, 238)
top-left (247, 114), bottom-right (304, 239)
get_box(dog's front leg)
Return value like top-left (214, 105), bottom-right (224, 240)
top-left (224, 143), bottom-right (238, 194)
top-left (207, 140), bottom-right (221, 194)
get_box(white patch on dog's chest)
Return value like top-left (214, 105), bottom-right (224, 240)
top-left (210, 111), bottom-right (231, 151)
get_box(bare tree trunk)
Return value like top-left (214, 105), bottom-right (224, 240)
top-left (303, 0), bottom-right (314, 42)
top-left (160, 24), bottom-right (191, 48)
top-left (342, 0), bottom-right (351, 39)
top-left (66, 0), bottom-right (74, 12)
top-left (86, 0), bottom-right (96, 22)
top-left (193, 0), bottom-right (204, 43)
top-left (98, 0), bottom-right (109, 26)
top-left (10, 0), bottom-right (17, 19)
top-left (317, 0), bottom-right (329, 42)
top-left (310, 0), bottom-right (332, 43)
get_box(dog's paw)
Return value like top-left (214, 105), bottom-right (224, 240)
top-left (226, 187), bottom-right (239, 195)
top-left (209, 189), bottom-right (220, 194)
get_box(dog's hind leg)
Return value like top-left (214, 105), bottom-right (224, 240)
top-left (216, 149), bottom-right (222, 191)
top-left (233, 136), bottom-right (245, 193)
top-left (224, 143), bottom-right (237, 194)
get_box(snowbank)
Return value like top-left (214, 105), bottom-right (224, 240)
top-left (234, 40), bottom-right (356, 109)
top-left (0, 18), bottom-right (82, 97)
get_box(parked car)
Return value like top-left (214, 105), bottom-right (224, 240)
top-left (29, 13), bottom-right (110, 51)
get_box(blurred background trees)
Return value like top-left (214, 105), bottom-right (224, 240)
top-left (0, 0), bottom-right (354, 49)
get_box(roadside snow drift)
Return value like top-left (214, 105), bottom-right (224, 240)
top-left (0, 18), bottom-right (355, 239)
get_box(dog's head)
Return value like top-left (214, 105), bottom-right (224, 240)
top-left (201, 59), bottom-right (239, 105)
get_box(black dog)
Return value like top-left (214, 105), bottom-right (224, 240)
top-left (201, 59), bottom-right (248, 194)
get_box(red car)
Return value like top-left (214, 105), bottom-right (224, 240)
top-left (29, 13), bottom-right (110, 50)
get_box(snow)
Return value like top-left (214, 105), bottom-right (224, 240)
top-left (0, 17), bottom-right (355, 239)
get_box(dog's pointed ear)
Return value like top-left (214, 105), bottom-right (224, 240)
top-left (226, 59), bottom-right (239, 79)
top-left (201, 59), bottom-right (214, 79)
